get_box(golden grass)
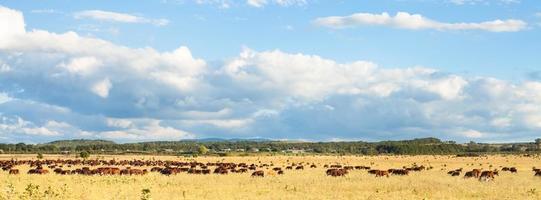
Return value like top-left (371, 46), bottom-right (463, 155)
top-left (1, 154), bottom-right (541, 200)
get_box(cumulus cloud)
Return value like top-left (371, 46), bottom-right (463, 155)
top-left (314, 12), bottom-right (527, 32)
top-left (74, 10), bottom-right (169, 26)
top-left (1, 5), bottom-right (541, 143)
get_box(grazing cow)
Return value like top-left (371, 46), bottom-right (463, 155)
top-left (326, 168), bottom-right (348, 177)
top-left (28, 168), bottom-right (49, 174)
top-left (295, 166), bottom-right (304, 170)
top-left (535, 171), bottom-right (541, 177)
top-left (8, 169), bottom-right (19, 175)
top-left (390, 169), bottom-right (409, 176)
top-left (509, 167), bottom-right (517, 173)
top-left (375, 170), bottom-right (389, 178)
top-left (251, 170), bottom-right (264, 177)
top-left (479, 170), bottom-right (498, 181)
top-left (214, 167), bottom-right (228, 175)
top-left (464, 169), bottom-right (482, 179)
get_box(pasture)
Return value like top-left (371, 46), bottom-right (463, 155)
top-left (1, 154), bottom-right (540, 200)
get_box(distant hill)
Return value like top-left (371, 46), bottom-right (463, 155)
top-left (45, 139), bottom-right (116, 147)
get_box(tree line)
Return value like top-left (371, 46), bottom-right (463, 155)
top-left (0, 137), bottom-right (540, 155)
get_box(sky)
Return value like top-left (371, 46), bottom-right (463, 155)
top-left (0, 0), bottom-right (540, 143)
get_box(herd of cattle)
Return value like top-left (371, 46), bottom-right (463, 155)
top-left (1, 159), bottom-right (541, 181)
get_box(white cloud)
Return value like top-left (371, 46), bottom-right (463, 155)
top-left (0, 6), bottom-right (25, 44)
top-left (30, 9), bottom-right (60, 14)
top-left (74, 10), bottom-right (169, 26)
top-left (0, 60), bottom-right (11, 72)
top-left (247, 0), bottom-right (267, 7)
top-left (0, 116), bottom-right (64, 136)
top-left (459, 129), bottom-right (484, 138)
top-left (91, 78), bottom-right (112, 98)
top-left (246, 0), bottom-right (306, 7)
top-left (106, 118), bottom-right (134, 129)
top-left (58, 57), bottom-right (103, 75)
top-left (100, 119), bottom-right (195, 141)
top-left (0, 92), bottom-right (12, 104)
top-left (314, 12), bottom-right (527, 32)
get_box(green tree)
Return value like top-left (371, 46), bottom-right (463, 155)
top-left (535, 138), bottom-right (541, 150)
top-left (37, 153), bottom-right (43, 159)
top-left (79, 151), bottom-right (90, 159)
top-left (197, 145), bottom-right (209, 155)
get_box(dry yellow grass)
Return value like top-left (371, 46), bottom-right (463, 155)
top-left (1, 154), bottom-right (541, 200)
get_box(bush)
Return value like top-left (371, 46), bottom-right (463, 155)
top-left (79, 151), bottom-right (90, 159)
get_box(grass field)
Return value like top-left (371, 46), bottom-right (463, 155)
top-left (1, 154), bottom-right (541, 200)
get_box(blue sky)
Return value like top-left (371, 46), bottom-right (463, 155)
top-left (0, 0), bottom-right (540, 143)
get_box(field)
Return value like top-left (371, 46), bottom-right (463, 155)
top-left (1, 154), bottom-right (541, 200)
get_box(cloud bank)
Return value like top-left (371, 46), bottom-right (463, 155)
top-left (314, 12), bottom-right (527, 32)
top-left (1, 6), bottom-right (540, 143)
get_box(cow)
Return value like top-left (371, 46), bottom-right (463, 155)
top-left (251, 170), bottom-right (264, 177)
top-left (479, 170), bottom-right (498, 181)
top-left (535, 171), bottom-right (541, 177)
top-left (390, 169), bottom-right (409, 176)
top-left (509, 167), bottom-right (518, 173)
top-left (375, 170), bottom-right (389, 178)
top-left (464, 169), bottom-right (482, 179)
top-left (28, 168), bottom-right (49, 174)
top-left (326, 168), bottom-right (348, 177)
top-left (8, 169), bottom-right (19, 175)
top-left (450, 171), bottom-right (461, 176)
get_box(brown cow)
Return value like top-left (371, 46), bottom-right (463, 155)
top-left (479, 170), bottom-right (498, 181)
top-left (464, 169), bottom-right (482, 178)
top-left (326, 168), bottom-right (348, 177)
top-left (375, 170), bottom-right (389, 177)
top-left (8, 169), bottom-right (19, 175)
top-left (251, 170), bottom-right (264, 177)
top-left (535, 171), bottom-right (541, 177)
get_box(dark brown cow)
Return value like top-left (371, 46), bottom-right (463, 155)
top-left (464, 169), bottom-right (482, 178)
top-left (8, 169), bottom-right (19, 175)
top-left (28, 168), bottom-right (49, 174)
top-left (479, 170), bottom-right (498, 181)
top-left (375, 170), bottom-right (389, 178)
top-left (535, 171), bottom-right (541, 177)
top-left (326, 168), bottom-right (348, 177)
top-left (251, 170), bottom-right (264, 177)
top-left (390, 169), bottom-right (409, 176)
